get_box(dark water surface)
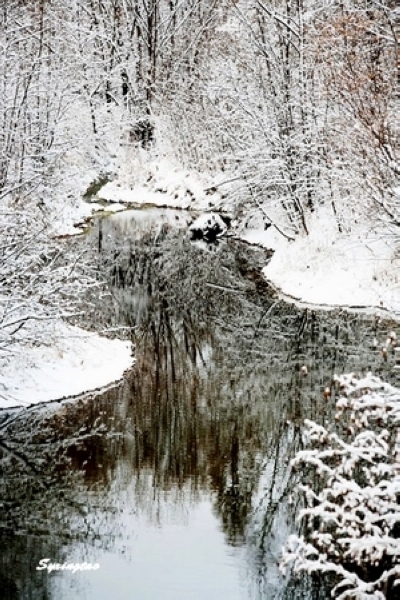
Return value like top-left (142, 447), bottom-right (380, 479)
top-left (0, 209), bottom-right (398, 599)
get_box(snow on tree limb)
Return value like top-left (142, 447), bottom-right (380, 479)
top-left (281, 372), bottom-right (400, 599)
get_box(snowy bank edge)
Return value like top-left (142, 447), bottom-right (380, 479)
top-left (239, 224), bottom-right (400, 322)
top-left (0, 324), bottom-right (134, 411)
top-left (263, 276), bottom-right (400, 322)
top-left (63, 169), bottom-right (400, 322)
top-left (0, 378), bottom-right (129, 419)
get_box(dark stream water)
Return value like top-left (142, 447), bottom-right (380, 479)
top-left (0, 208), bottom-right (398, 599)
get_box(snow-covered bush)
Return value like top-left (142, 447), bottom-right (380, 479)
top-left (281, 373), bottom-right (400, 599)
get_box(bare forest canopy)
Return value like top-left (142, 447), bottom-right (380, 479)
top-left (0, 0), bottom-right (398, 234)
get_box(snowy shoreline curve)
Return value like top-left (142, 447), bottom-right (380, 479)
top-left (240, 210), bottom-right (400, 322)
top-left (0, 322), bottom-right (133, 410)
top-left (263, 278), bottom-right (400, 321)
top-left (82, 177), bottom-right (400, 322)
top-left (76, 165), bottom-right (400, 324)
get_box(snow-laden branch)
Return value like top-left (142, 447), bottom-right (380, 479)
top-left (281, 372), bottom-right (400, 599)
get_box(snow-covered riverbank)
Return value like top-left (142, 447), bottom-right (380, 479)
top-left (83, 162), bottom-right (400, 321)
top-left (241, 206), bottom-right (400, 320)
top-left (4, 161), bottom-right (395, 412)
top-left (0, 321), bottom-right (132, 410)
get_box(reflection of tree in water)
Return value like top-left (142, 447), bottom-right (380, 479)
top-left (97, 218), bottom-right (281, 543)
top-left (96, 211), bottom-right (393, 556)
top-left (124, 297), bottom-right (265, 545)
top-left (0, 380), bottom-right (163, 599)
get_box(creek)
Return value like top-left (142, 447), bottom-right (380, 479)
top-left (0, 208), bottom-right (397, 600)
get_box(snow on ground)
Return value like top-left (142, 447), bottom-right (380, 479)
top-left (0, 321), bottom-right (133, 410)
top-left (49, 155), bottom-right (227, 239)
top-left (241, 206), bottom-right (400, 318)
top-left (1, 184), bottom-right (134, 411)
top-left (95, 157), bottom-right (225, 213)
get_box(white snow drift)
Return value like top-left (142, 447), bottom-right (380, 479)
top-left (0, 322), bottom-right (133, 410)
